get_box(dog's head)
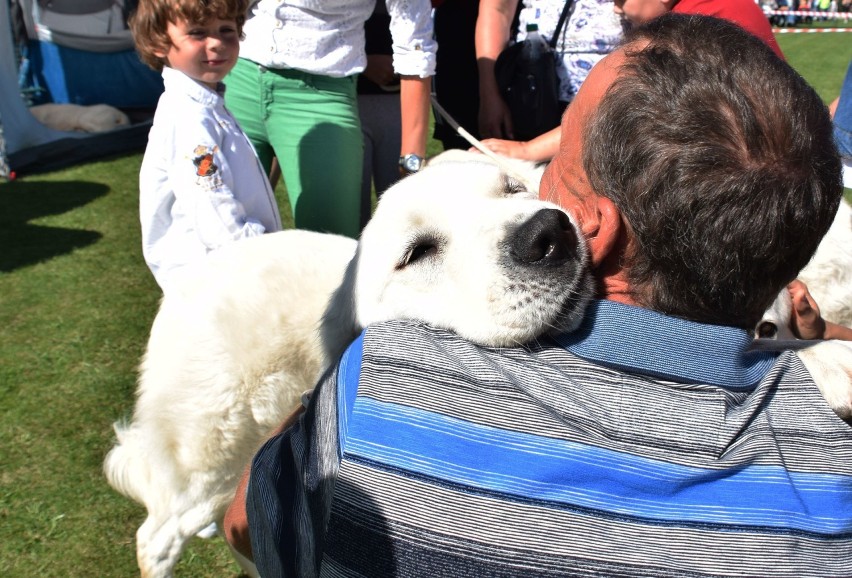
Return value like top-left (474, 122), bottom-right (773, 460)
top-left (755, 289), bottom-right (796, 341)
top-left (346, 154), bottom-right (593, 347)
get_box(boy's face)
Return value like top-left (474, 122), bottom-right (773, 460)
top-left (156, 18), bottom-right (240, 88)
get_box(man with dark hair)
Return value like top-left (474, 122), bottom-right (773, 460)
top-left (550, 15), bottom-right (838, 328)
top-left (227, 14), bottom-right (851, 577)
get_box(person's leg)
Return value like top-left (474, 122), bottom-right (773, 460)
top-left (359, 93), bottom-right (402, 197)
top-left (358, 93), bottom-right (378, 230)
top-left (263, 69), bottom-right (363, 238)
top-left (224, 58), bottom-right (275, 174)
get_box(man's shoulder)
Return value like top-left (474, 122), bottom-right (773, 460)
top-left (329, 322), bottom-right (852, 578)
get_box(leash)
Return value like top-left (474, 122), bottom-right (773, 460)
top-left (429, 94), bottom-right (542, 192)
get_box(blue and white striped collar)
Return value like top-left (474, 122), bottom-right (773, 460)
top-left (554, 300), bottom-right (778, 389)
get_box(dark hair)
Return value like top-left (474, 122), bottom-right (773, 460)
top-left (129, 0), bottom-right (249, 71)
top-left (583, 14), bottom-right (842, 328)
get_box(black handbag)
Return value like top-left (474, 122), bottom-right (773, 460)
top-left (493, 2), bottom-right (574, 142)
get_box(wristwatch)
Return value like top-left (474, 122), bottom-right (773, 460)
top-left (399, 153), bottom-right (425, 174)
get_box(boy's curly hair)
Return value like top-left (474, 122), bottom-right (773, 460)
top-left (129, 0), bottom-right (250, 71)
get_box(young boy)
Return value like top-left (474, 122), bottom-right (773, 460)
top-left (130, 0), bottom-right (282, 293)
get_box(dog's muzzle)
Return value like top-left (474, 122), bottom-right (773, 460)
top-left (508, 209), bottom-right (580, 267)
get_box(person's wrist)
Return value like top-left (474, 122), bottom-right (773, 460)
top-left (793, 314), bottom-right (827, 340)
top-left (398, 153), bottom-right (424, 175)
top-left (823, 320), bottom-right (852, 341)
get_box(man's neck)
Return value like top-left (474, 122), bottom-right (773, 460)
top-left (594, 252), bottom-right (636, 305)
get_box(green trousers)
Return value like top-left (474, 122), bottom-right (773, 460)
top-left (225, 58), bottom-right (363, 238)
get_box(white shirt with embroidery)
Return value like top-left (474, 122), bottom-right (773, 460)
top-left (139, 67), bottom-right (283, 293)
top-left (239, 0), bottom-right (437, 78)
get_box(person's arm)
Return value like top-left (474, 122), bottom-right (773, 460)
top-left (169, 116), bottom-right (274, 248)
top-left (230, 334), bottom-right (363, 576)
top-left (787, 279), bottom-right (852, 341)
top-left (384, 0), bottom-right (436, 168)
top-left (476, 0), bottom-right (519, 139)
top-left (399, 75), bottom-right (431, 162)
top-left (829, 96), bottom-right (839, 119)
top-left (473, 125), bottom-right (561, 162)
top-left (223, 404), bottom-right (306, 562)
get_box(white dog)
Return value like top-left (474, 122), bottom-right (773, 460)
top-left (797, 197), bottom-right (852, 327)
top-left (755, 198), bottom-right (852, 334)
top-left (106, 150), bottom-right (852, 577)
top-left (104, 154), bottom-right (592, 578)
top-left (756, 286), bottom-right (852, 419)
top-left (754, 197), bottom-right (852, 418)
top-left (756, 199), bottom-right (852, 340)
top-left (29, 103), bottom-right (130, 133)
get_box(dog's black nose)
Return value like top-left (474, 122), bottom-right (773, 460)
top-left (510, 209), bottom-right (578, 266)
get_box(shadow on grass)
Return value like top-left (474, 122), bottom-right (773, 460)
top-left (0, 180), bottom-right (108, 272)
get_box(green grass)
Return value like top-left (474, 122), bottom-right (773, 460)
top-left (778, 32), bottom-right (852, 101)
top-left (1, 34), bottom-right (851, 576)
top-left (0, 157), bottom-right (242, 576)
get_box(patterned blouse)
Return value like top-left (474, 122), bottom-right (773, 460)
top-left (517, 0), bottom-right (625, 102)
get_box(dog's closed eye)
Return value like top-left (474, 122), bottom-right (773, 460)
top-left (397, 235), bottom-right (442, 269)
top-left (501, 174), bottom-right (535, 198)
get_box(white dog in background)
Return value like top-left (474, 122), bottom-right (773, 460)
top-left (29, 103), bottom-right (130, 133)
top-left (755, 197), bottom-right (852, 418)
top-left (797, 197), bottom-right (852, 327)
top-left (104, 154), bottom-right (592, 578)
top-left (757, 198), bottom-right (852, 335)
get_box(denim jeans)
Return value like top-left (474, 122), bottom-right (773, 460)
top-left (834, 61), bottom-right (852, 158)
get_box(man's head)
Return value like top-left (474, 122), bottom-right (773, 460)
top-left (130, 0), bottom-right (249, 72)
top-left (541, 14), bottom-right (842, 329)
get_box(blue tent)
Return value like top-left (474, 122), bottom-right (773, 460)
top-left (0, 0), bottom-right (163, 177)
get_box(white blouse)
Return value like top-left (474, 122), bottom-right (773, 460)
top-left (239, 0), bottom-right (437, 78)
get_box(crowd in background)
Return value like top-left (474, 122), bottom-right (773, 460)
top-left (761, 0), bottom-right (852, 27)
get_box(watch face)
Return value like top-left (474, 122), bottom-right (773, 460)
top-left (403, 154), bottom-right (423, 173)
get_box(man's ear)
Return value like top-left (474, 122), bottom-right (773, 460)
top-left (584, 196), bottom-right (623, 268)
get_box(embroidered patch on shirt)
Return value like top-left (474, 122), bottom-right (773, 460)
top-left (192, 145), bottom-right (219, 177)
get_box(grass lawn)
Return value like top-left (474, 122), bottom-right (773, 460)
top-left (1, 32), bottom-right (851, 577)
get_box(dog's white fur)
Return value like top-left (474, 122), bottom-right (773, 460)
top-left (797, 198), bottom-right (852, 328)
top-left (29, 103), bottom-right (130, 133)
top-left (104, 153), bottom-right (591, 578)
top-left (755, 197), bottom-right (852, 419)
top-left (757, 199), bottom-right (852, 339)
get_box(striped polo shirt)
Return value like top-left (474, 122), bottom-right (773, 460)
top-left (247, 300), bottom-right (852, 577)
